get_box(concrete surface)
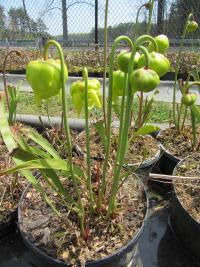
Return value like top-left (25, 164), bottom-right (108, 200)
top-left (1, 74), bottom-right (200, 104)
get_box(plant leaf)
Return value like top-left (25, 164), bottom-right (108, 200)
top-left (0, 97), bottom-right (18, 152)
top-left (112, 101), bottom-right (121, 119)
top-left (133, 125), bottom-right (160, 137)
top-left (190, 105), bottom-right (200, 122)
top-left (0, 158), bottom-right (70, 176)
top-left (93, 121), bottom-right (107, 148)
top-left (20, 127), bottom-right (61, 159)
top-left (0, 96), bottom-right (59, 214)
top-left (15, 136), bottom-right (73, 204)
top-left (17, 134), bottom-right (51, 159)
top-left (191, 69), bottom-right (200, 82)
top-left (11, 147), bottom-right (38, 161)
top-left (142, 95), bottom-right (155, 124)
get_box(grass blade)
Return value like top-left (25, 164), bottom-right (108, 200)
top-left (20, 127), bottom-right (62, 159)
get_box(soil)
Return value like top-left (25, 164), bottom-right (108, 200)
top-left (174, 152), bottom-right (200, 223)
top-left (0, 123), bottom-right (28, 225)
top-left (1, 156), bottom-right (200, 267)
top-left (1, 49), bottom-right (200, 79)
top-left (20, 160), bottom-right (146, 266)
top-left (0, 123), bottom-right (81, 225)
top-left (156, 126), bottom-right (200, 160)
top-left (76, 127), bottom-right (160, 166)
top-left (42, 127), bottom-right (80, 159)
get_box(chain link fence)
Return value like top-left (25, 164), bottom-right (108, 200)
top-left (0, 0), bottom-right (200, 50)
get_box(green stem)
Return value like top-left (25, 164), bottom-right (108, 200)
top-left (83, 67), bottom-right (94, 211)
top-left (177, 102), bottom-right (183, 132)
top-left (184, 73), bottom-right (192, 91)
top-left (132, 4), bottom-right (145, 40)
top-left (173, 14), bottom-right (193, 130)
top-left (185, 82), bottom-right (200, 93)
top-left (191, 107), bottom-right (196, 149)
top-left (107, 35), bottom-right (154, 217)
top-left (46, 101), bottom-right (52, 127)
top-left (107, 75), bottom-right (134, 218)
top-left (138, 92), bottom-right (143, 129)
top-left (98, 36), bottom-right (133, 209)
top-left (147, 0), bottom-right (155, 34)
top-left (133, 45), bottom-right (150, 129)
top-left (136, 35), bottom-right (158, 52)
top-left (181, 106), bottom-right (188, 131)
top-left (116, 73), bottom-right (128, 161)
top-left (43, 40), bottom-right (85, 235)
top-left (137, 45), bottom-right (151, 68)
top-left (102, 0), bottom-right (109, 130)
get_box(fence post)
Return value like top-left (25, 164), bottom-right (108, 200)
top-left (95, 0), bottom-right (99, 50)
top-left (157, 0), bottom-right (164, 34)
top-left (62, 0), bottom-right (68, 44)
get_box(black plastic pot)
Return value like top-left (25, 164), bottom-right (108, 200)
top-left (18, 178), bottom-right (149, 267)
top-left (130, 149), bottom-right (161, 173)
top-left (0, 209), bottom-right (17, 239)
top-left (156, 128), bottom-right (180, 175)
top-left (158, 144), bottom-right (180, 175)
top-left (76, 131), bottom-right (161, 173)
top-left (170, 158), bottom-right (200, 263)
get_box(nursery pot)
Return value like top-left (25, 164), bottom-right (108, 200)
top-left (170, 157), bottom-right (200, 263)
top-left (76, 130), bottom-right (161, 173)
top-left (158, 144), bottom-right (180, 174)
top-left (156, 130), bottom-right (180, 175)
top-left (0, 209), bottom-right (17, 239)
top-left (129, 148), bottom-right (161, 173)
top-left (18, 177), bottom-right (149, 267)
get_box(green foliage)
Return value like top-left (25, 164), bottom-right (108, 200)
top-left (93, 121), bottom-right (107, 148)
top-left (190, 105), bottom-right (200, 122)
top-left (7, 81), bottom-right (21, 124)
top-left (0, 29), bottom-right (171, 236)
top-left (132, 125), bottom-right (160, 137)
top-left (1, 6), bottom-right (47, 39)
top-left (167, 0), bottom-right (200, 38)
top-left (0, 96), bottom-right (59, 214)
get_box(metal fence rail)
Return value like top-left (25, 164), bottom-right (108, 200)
top-left (0, 0), bottom-right (199, 49)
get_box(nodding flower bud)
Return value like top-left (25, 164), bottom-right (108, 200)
top-left (181, 93), bottom-right (197, 106)
top-left (144, 2), bottom-right (152, 10)
top-left (187, 20), bottom-right (198, 32)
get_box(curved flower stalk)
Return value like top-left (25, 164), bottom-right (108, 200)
top-left (132, 0), bottom-right (155, 39)
top-left (83, 67), bottom-right (94, 211)
top-left (0, 1), bottom-right (173, 245)
top-left (98, 35), bottom-right (133, 209)
top-left (0, 35), bottom-right (164, 236)
top-left (43, 40), bottom-right (85, 235)
top-left (102, 0), bottom-right (109, 129)
top-left (106, 35), bottom-right (160, 217)
top-left (172, 13), bottom-right (198, 129)
top-left (114, 34), bottom-right (166, 132)
top-left (146, 0), bottom-right (155, 34)
top-left (179, 80), bottom-right (200, 149)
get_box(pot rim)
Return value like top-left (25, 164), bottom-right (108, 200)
top-left (172, 152), bottom-right (200, 228)
top-left (18, 173), bottom-right (149, 266)
top-left (76, 130), bottom-right (161, 168)
top-left (156, 127), bottom-right (181, 161)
